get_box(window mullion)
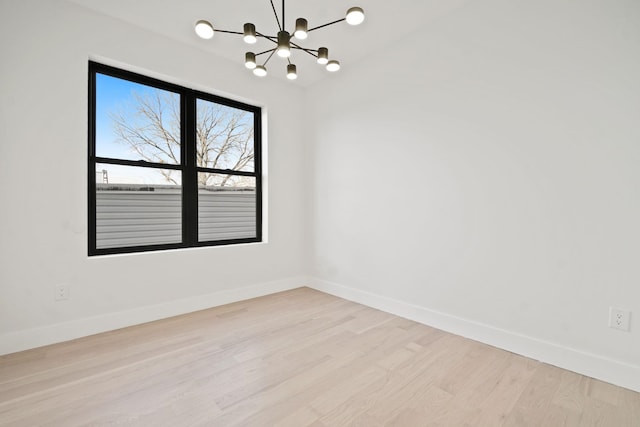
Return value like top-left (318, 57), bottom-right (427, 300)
top-left (183, 91), bottom-right (198, 246)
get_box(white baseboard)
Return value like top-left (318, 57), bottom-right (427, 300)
top-left (0, 277), bottom-right (303, 356)
top-left (4, 276), bottom-right (638, 393)
top-left (307, 277), bottom-right (640, 393)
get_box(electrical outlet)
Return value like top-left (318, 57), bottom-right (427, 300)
top-left (54, 284), bottom-right (70, 301)
top-left (609, 307), bottom-right (631, 332)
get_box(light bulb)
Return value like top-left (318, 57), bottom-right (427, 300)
top-left (294, 18), bottom-right (308, 40)
top-left (345, 7), bottom-right (365, 25)
top-left (253, 65), bottom-right (267, 77)
top-left (245, 52), bottom-right (256, 69)
top-left (195, 20), bottom-right (214, 39)
top-left (287, 64), bottom-right (297, 80)
top-left (243, 23), bottom-right (257, 44)
top-left (317, 47), bottom-right (329, 65)
top-left (277, 31), bottom-right (291, 58)
top-left (326, 60), bottom-right (341, 72)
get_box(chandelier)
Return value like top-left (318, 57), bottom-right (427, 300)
top-left (194, 1), bottom-right (365, 80)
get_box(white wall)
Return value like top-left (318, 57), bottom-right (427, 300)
top-left (307, 0), bottom-right (640, 391)
top-left (0, 0), bottom-right (308, 353)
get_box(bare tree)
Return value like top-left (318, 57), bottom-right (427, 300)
top-left (110, 90), bottom-right (254, 186)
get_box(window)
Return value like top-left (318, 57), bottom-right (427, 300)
top-left (88, 62), bottom-right (262, 255)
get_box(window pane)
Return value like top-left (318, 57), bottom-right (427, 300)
top-left (198, 173), bottom-right (256, 242)
top-left (196, 99), bottom-right (254, 172)
top-left (96, 164), bottom-right (182, 249)
top-left (95, 73), bottom-right (181, 164)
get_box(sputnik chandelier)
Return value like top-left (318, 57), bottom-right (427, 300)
top-left (194, 1), bottom-right (365, 80)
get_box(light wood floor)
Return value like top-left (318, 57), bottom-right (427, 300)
top-left (1, 288), bottom-right (638, 427)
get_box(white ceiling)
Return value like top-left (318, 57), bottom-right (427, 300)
top-left (67, 0), bottom-right (468, 86)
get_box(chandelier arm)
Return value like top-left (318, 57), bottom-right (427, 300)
top-left (213, 29), bottom-right (244, 35)
top-left (291, 47), bottom-right (319, 59)
top-left (262, 49), bottom-right (277, 66)
top-left (289, 42), bottom-right (320, 58)
top-left (307, 18), bottom-right (346, 32)
top-left (255, 48), bottom-right (277, 56)
top-left (282, 0), bottom-right (285, 31)
top-left (269, 0), bottom-right (283, 31)
top-left (291, 46), bottom-right (318, 53)
top-left (256, 32), bottom-right (278, 43)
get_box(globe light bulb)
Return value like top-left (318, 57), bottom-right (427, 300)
top-left (253, 65), bottom-right (267, 77)
top-left (345, 7), bottom-right (365, 25)
top-left (195, 20), bottom-right (214, 39)
top-left (326, 60), bottom-right (341, 72)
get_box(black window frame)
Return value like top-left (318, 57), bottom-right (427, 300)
top-left (88, 61), bottom-right (262, 256)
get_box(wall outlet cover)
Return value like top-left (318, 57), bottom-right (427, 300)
top-left (609, 307), bottom-right (631, 332)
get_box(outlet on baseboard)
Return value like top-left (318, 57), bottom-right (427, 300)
top-left (54, 284), bottom-right (70, 301)
top-left (609, 307), bottom-right (631, 332)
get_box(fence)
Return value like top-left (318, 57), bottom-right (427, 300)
top-left (95, 184), bottom-right (256, 249)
